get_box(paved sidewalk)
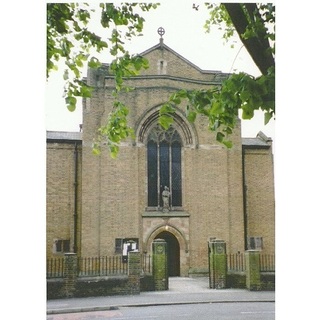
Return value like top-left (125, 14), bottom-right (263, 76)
top-left (47, 277), bottom-right (275, 315)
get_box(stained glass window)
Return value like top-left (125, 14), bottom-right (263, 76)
top-left (147, 125), bottom-right (182, 209)
top-left (147, 140), bottom-right (158, 206)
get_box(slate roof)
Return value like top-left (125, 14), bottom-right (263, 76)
top-left (47, 130), bottom-right (272, 149)
top-left (46, 131), bottom-right (82, 142)
top-left (242, 131), bottom-right (272, 149)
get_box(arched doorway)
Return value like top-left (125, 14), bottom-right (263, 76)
top-left (156, 231), bottom-right (180, 276)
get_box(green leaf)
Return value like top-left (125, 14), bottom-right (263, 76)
top-left (187, 111), bottom-right (197, 123)
top-left (240, 90), bottom-right (250, 102)
top-left (80, 85), bottom-right (92, 98)
top-left (75, 57), bottom-right (84, 67)
top-left (171, 94), bottom-right (181, 104)
top-left (242, 107), bottom-right (254, 120)
top-left (211, 119), bottom-right (220, 131)
top-left (63, 69), bottom-right (69, 80)
top-left (216, 132), bottom-right (225, 142)
top-left (160, 103), bottom-right (175, 115)
top-left (67, 103), bottom-right (76, 112)
top-left (158, 114), bottom-right (174, 130)
top-left (92, 146), bottom-right (101, 155)
top-left (88, 57), bottom-right (102, 69)
top-left (264, 111), bottom-right (273, 125)
top-left (110, 144), bottom-right (119, 159)
top-left (223, 140), bottom-right (233, 148)
top-left (65, 96), bottom-right (77, 112)
top-left (210, 101), bottom-right (223, 115)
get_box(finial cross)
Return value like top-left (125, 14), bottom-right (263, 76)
top-left (157, 27), bottom-right (165, 38)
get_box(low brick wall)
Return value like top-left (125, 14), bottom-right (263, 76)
top-left (76, 276), bottom-right (132, 297)
top-left (47, 274), bottom-right (156, 299)
top-left (140, 274), bottom-right (155, 292)
top-left (47, 251), bottom-right (142, 299)
top-left (226, 272), bottom-right (275, 290)
top-left (227, 272), bottom-right (246, 289)
top-left (47, 279), bottom-right (65, 299)
top-left (47, 276), bottom-right (129, 299)
top-left (261, 272), bottom-right (275, 291)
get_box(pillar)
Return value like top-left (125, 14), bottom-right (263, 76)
top-left (64, 253), bottom-right (77, 298)
top-left (208, 239), bottom-right (227, 289)
top-left (152, 239), bottom-right (168, 290)
top-left (245, 250), bottom-right (261, 291)
top-left (127, 251), bottom-right (141, 295)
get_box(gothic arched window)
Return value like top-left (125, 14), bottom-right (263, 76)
top-left (147, 125), bottom-right (182, 209)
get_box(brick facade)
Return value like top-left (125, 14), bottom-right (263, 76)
top-left (46, 135), bottom-right (82, 258)
top-left (46, 41), bottom-right (275, 275)
top-left (243, 136), bottom-right (275, 254)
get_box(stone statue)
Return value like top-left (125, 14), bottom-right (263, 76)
top-left (162, 186), bottom-right (171, 212)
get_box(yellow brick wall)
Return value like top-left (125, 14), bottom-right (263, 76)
top-left (46, 142), bottom-right (82, 258)
top-left (243, 147), bottom-right (275, 254)
top-left (81, 44), bottom-right (246, 272)
top-left (46, 43), bottom-right (275, 276)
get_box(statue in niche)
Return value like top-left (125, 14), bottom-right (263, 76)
top-left (162, 186), bottom-right (171, 212)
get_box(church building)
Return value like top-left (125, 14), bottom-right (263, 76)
top-left (46, 37), bottom-right (275, 277)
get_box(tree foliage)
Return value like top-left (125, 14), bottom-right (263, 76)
top-left (47, 3), bottom-right (157, 112)
top-left (47, 3), bottom-right (275, 155)
top-left (159, 3), bottom-right (275, 148)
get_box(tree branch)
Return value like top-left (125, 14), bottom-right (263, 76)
top-left (223, 3), bottom-right (274, 75)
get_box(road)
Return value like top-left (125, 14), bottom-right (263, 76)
top-left (47, 301), bottom-right (275, 320)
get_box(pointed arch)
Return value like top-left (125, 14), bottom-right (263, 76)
top-left (136, 105), bottom-right (198, 148)
top-left (145, 224), bottom-right (189, 254)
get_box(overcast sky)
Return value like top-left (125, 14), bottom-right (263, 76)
top-left (45, 1), bottom-right (275, 140)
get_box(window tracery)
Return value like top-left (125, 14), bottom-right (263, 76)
top-left (147, 125), bottom-right (182, 210)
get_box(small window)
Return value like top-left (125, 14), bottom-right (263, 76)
top-left (54, 239), bottom-right (70, 253)
top-left (248, 237), bottom-right (263, 250)
top-left (115, 238), bottom-right (123, 254)
top-left (115, 238), bottom-right (139, 254)
top-left (157, 60), bottom-right (167, 74)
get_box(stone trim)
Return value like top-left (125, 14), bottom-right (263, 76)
top-left (145, 224), bottom-right (188, 254)
top-left (136, 105), bottom-right (198, 147)
top-left (142, 211), bottom-right (190, 218)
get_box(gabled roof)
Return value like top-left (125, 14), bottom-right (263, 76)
top-left (140, 41), bottom-right (227, 76)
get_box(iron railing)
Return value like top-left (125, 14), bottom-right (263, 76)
top-left (259, 254), bottom-right (275, 272)
top-left (227, 253), bottom-right (275, 272)
top-left (47, 252), bottom-right (274, 278)
top-left (47, 254), bottom-right (153, 278)
top-left (227, 253), bottom-right (246, 272)
top-left (142, 253), bottom-right (152, 274)
top-left (47, 257), bottom-right (65, 278)
top-left (78, 256), bottom-right (128, 277)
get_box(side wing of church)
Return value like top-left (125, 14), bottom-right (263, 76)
top-left (46, 39), bottom-right (275, 277)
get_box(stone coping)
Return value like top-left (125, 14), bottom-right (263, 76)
top-left (142, 211), bottom-right (190, 218)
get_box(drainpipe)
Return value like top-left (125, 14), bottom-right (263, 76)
top-left (242, 146), bottom-right (248, 251)
top-left (73, 142), bottom-right (79, 253)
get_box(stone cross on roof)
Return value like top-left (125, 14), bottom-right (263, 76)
top-left (157, 27), bottom-right (165, 38)
top-left (157, 27), bottom-right (165, 47)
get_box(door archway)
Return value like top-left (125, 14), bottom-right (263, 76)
top-left (155, 231), bottom-right (180, 276)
